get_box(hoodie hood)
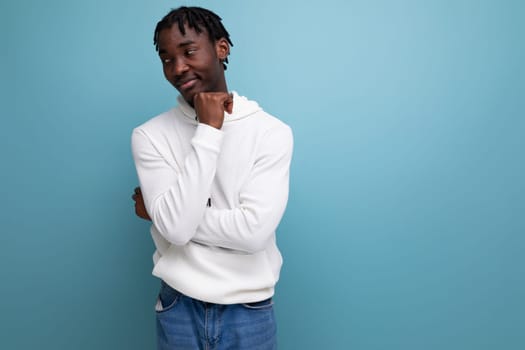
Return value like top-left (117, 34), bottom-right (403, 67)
top-left (177, 91), bottom-right (262, 124)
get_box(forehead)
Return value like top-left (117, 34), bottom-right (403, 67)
top-left (157, 23), bottom-right (212, 48)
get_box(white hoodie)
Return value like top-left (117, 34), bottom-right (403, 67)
top-left (131, 92), bottom-right (293, 304)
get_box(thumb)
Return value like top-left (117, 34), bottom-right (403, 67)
top-left (224, 93), bottom-right (234, 114)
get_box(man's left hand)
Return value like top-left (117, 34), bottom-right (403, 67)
top-left (132, 187), bottom-right (151, 221)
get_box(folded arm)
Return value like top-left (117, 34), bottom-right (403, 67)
top-left (192, 125), bottom-right (293, 253)
top-left (131, 124), bottom-right (223, 245)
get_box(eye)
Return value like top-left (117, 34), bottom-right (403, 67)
top-left (185, 48), bottom-right (197, 56)
top-left (161, 57), bottom-right (172, 64)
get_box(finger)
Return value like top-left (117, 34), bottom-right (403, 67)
top-left (193, 92), bottom-right (202, 106)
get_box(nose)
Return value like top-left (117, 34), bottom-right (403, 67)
top-left (173, 58), bottom-right (189, 76)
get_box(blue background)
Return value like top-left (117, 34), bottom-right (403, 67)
top-left (1, 0), bottom-right (524, 349)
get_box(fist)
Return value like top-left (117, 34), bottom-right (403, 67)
top-left (193, 92), bottom-right (233, 129)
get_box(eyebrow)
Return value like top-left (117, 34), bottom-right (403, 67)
top-left (158, 40), bottom-right (196, 54)
top-left (177, 40), bottom-right (195, 48)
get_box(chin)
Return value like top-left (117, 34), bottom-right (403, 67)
top-left (183, 95), bottom-right (195, 107)
top-left (182, 89), bottom-right (206, 107)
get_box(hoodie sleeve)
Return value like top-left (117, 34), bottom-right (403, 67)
top-left (131, 123), bottom-right (224, 245)
top-left (192, 125), bottom-right (293, 253)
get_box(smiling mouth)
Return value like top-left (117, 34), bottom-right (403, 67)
top-left (178, 78), bottom-right (197, 91)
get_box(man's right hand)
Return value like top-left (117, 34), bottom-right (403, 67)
top-left (193, 92), bottom-right (233, 129)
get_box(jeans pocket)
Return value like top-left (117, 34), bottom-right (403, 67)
top-left (155, 282), bottom-right (181, 313)
top-left (241, 297), bottom-right (274, 310)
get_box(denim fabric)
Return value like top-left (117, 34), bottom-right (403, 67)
top-left (156, 281), bottom-right (277, 350)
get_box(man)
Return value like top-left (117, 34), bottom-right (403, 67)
top-left (131, 6), bottom-right (293, 350)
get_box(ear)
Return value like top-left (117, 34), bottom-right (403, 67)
top-left (215, 38), bottom-right (230, 61)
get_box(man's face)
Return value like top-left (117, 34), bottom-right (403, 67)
top-left (157, 24), bottom-right (229, 106)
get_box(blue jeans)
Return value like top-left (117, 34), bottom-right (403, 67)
top-left (156, 281), bottom-right (277, 350)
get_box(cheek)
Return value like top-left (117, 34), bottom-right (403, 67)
top-left (162, 65), bottom-right (169, 77)
top-left (162, 66), bottom-right (174, 83)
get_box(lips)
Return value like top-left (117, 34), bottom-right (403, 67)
top-left (177, 78), bottom-right (198, 91)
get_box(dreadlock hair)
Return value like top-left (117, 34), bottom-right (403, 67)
top-left (153, 6), bottom-right (234, 70)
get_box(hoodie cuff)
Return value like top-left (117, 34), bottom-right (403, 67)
top-left (192, 123), bottom-right (224, 153)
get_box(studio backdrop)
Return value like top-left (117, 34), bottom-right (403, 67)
top-left (1, 0), bottom-right (524, 349)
